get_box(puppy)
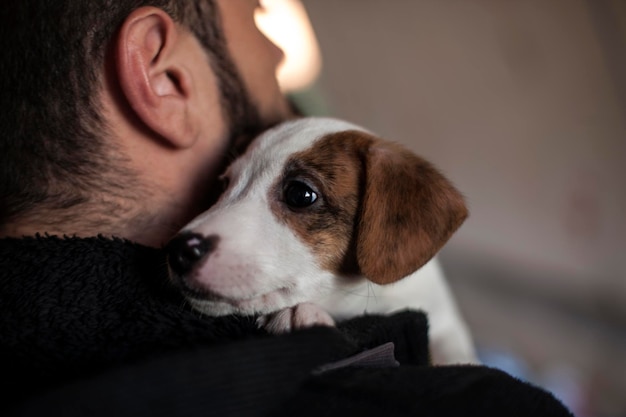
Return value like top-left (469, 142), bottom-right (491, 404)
top-left (166, 117), bottom-right (477, 364)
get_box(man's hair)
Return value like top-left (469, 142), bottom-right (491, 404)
top-left (0, 0), bottom-right (259, 228)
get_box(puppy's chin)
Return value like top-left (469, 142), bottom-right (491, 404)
top-left (186, 287), bottom-right (298, 317)
top-left (187, 297), bottom-right (245, 316)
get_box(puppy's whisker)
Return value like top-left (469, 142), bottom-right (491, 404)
top-left (177, 297), bottom-right (192, 314)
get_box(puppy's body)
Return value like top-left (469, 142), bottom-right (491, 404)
top-left (315, 259), bottom-right (475, 364)
top-left (167, 118), bottom-right (478, 364)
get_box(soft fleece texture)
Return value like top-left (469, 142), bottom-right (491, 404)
top-left (0, 235), bottom-right (573, 416)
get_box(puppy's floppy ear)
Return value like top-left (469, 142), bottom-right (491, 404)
top-left (356, 137), bottom-right (468, 285)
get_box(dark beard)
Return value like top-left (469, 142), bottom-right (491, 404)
top-left (190, 0), bottom-right (284, 161)
top-left (189, 0), bottom-right (293, 210)
top-left (198, 50), bottom-right (287, 209)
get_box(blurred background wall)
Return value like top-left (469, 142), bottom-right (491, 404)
top-left (266, 0), bottom-right (626, 415)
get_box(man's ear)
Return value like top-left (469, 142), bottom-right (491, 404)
top-left (115, 7), bottom-right (198, 148)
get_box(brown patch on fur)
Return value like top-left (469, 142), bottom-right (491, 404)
top-left (270, 130), bottom-right (468, 285)
top-left (270, 132), bottom-right (370, 275)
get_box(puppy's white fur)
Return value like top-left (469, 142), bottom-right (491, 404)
top-left (172, 118), bottom-right (478, 364)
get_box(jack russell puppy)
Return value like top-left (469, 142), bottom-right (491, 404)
top-left (166, 117), bottom-right (477, 364)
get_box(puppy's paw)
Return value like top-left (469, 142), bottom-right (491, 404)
top-left (257, 302), bottom-right (335, 334)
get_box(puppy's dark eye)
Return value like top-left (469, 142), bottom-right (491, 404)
top-left (284, 181), bottom-right (318, 208)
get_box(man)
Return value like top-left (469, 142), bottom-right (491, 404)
top-left (1, 0), bottom-right (291, 245)
top-left (0, 1), bottom-right (572, 416)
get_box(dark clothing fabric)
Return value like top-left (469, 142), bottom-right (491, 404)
top-left (0, 235), bottom-right (573, 416)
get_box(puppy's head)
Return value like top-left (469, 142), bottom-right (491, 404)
top-left (166, 117), bottom-right (467, 316)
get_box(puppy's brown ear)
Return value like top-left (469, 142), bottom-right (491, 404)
top-left (357, 137), bottom-right (468, 285)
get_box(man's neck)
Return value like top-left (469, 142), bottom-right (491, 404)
top-left (0, 197), bottom-right (198, 248)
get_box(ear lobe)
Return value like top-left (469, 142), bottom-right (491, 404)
top-left (356, 139), bottom-right (468, 285)
top-left (116, 7), bottom-right (197, 148)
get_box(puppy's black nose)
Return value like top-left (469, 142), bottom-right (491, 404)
top-left (166, 232), bottom-right (219, 276)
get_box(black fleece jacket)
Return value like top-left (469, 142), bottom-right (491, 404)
top-left (0, 235), bottom-right (573, 416)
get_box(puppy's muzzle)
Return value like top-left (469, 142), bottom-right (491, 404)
top-left (166, 232), bottom-right (219, 276)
